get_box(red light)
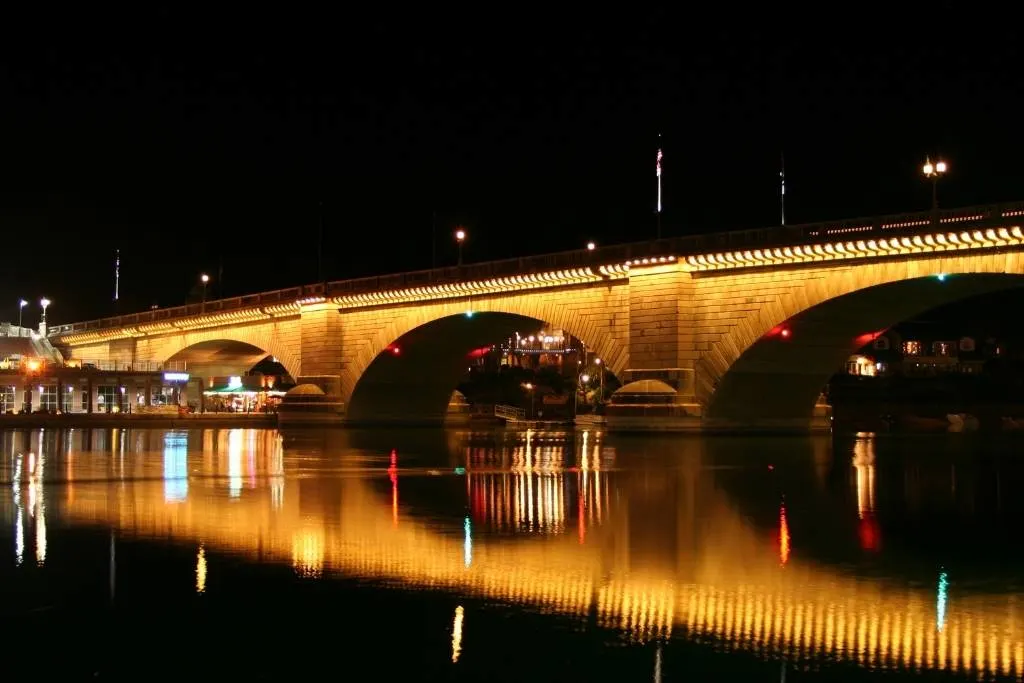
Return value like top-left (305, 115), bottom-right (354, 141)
top-left (390, 346), bottom-right (401, 355)
top-left (780, 328), bottom-right (791, 338)
top-left (853, 330), bottom-right (884, 348)
top-left (859, 517), bottom-right (880, 552)
top-left (467, 346), bottom-right (491, 359)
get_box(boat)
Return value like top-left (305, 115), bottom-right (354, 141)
top-left (1001, 417), bottom-right (1024, 431)
top-left (899, 415), bottom-right (948, 431)
top-left (947, 413), bottom-right (980, 432)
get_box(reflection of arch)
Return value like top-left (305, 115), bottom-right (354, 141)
top-left (702, 268), bottom-right (1024, 430)
top-left (345, 311), bottom-right (622, 424)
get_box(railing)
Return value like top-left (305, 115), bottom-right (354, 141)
top-left (494, 404), bottom-right (527, 421)
top-left (0, 359), bottom-right (189, 373)
top-left (0, 325), bottom-right (34, 338)
top-left (47, 200), bottom-right (1024, 338)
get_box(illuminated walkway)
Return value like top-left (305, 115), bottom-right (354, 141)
top-left (27, 430), bottom-right (1021, 680)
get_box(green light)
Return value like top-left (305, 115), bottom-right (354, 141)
top-left (936, 273), bottom-right (946, 281)
top-left (454, 467), bottom-right (466, 475)
top-left (465, 310), bottom-right (474, 318)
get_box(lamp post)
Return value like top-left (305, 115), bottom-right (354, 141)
top-left (922, 156), bottom-right (948, 212)
top-left (586, 241), bottom-right (596, 251)
top-left (594, 358), bottom-right (605, 403)
top-left (200, 274), bottom-right (210, 311)
top-left (576, 373), bottom-right (591, 414)
top-left (523, 382), bottom-right (535, 418)
top-left (39, 298), bottom-right (50, 336)
top-left (455, 228), bottom-right (466, 266)
top-left (18, 299), bottom-right (27, 330)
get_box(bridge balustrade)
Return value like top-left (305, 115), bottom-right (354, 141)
top-left (46, 201), bottom-right (1024, 337)
top-left (1, 359), bottom-right (188, 373)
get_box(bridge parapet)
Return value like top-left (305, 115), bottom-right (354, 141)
top-left (47, 201), bottom-right (1024, 339)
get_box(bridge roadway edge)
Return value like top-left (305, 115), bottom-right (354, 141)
top-left (44, 201), bottom-right (1024, 433)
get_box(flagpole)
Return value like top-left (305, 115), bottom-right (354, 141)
top-left (656, 136), bottom-right (663, 239)
top-left (780, 152), bottom-right (786, 226)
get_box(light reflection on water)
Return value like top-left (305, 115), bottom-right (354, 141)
top-left (1, 427), bottom-right (1023, 680)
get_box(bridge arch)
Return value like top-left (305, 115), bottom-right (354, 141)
top-left (699, 252), bottom-right (1024, 430)
top-left (143, 327), bottom-right (300, 379)
top-left (343, 296), bottom-right (626, 423)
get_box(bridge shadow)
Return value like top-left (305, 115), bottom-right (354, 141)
top-left (706, 274), bottom-right (1024, 430)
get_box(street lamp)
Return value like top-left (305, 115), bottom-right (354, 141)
top-left (586, 241), bottom-right (596, 251)
top-left (922, 156), bottom-right (948, 211)
top-left (575, 373), bottom-right (591, 414)
top-left (39, 298), bottom-right (50, 336)
top-left (18, 299), bottom-right (27, 329)
top-left (200, 273), bottom-right (210, 310)
top-left (523, 382), bottom-right (535, 418)
top-left (455, 228), bottom-right (466, 266)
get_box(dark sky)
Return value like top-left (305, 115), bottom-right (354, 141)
top-left (2, 7), bottom-right (1023, 325)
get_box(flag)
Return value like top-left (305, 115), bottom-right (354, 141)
top-left (656, 148), bottom-right (663, 177)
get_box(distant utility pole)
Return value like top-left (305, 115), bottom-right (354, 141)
top-left (113, 249), bottom-right (120, 302)
top-left (318, 201), bottom-right (324, 285)
top-left (432, 210), bottom-right (437, 269)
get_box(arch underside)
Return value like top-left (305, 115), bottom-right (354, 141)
top-left (704, 274), bottom-right (1024, 430)
top-left (166, 339), bottom-right (275, 377)
top-left (346, 312), bottom-right (589, 425)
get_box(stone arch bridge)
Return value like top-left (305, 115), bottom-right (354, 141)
top-left (46, 201), bottom-right (1024, 431)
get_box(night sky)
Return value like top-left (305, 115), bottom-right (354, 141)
top-left (2, 8), bottom-right (1023, 326)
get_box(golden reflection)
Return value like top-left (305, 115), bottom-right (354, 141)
top-left (270, 435), bottom-right (284, 510)
top-left (451, 605), bottom-right (464, 663)
top-left (227, 429), bottom-right (243, 497)
top-left (43, 430), bottom-right (1024, 678)
top-left (292, 526), bottom-right (325, 578)
top-left (853, 437), bottom-right (876, 518)
top-left (778, 503), bottom-right (790, 566)
top-left (389, 449), bottom-right (399, 528)
top-left (196, 545), bottom-right (207, 593)
top-left (853, 437), bottom-right (880, 553)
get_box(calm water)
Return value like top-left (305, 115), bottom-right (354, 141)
top-left (1, 428), bottom-right (1023, 681)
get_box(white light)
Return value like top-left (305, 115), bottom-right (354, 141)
top-left (465, 310), bottom-right (474, 318)
top-left (19, 300), bottom-right (27, 308)
top-left (227, 376), bottom-right (243, 389)
top-left (200, 274), bottom-right (210, 284)
top-left (935, 161), bottom-right (947, 174)
top-left (455, 229), bottom-right (466, 242)
top-left (936, 273), bottom-right (946, 281)
top-left (581, 374), bottom-right (590, 383)
top-left (163, 372), bottom-right (190, 382)
top-left (923, 162), bottom-right (934, 176)
top-left (587, 241), bottom-right (596, 251)
top-left (40, 298), bottom-right (50, 310)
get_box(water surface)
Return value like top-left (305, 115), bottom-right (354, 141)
top-left (1, 427), bottom-right (1023, 681)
